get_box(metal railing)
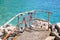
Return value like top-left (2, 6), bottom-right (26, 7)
top-left (1, 10), bottom-right (52, 29)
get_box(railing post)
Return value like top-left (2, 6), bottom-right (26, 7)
top-left (17, 15), bottom-right (20, 29)
top-left (48, 12), bottom-right (51, 31)
top-left (34, 10), bottom-right (36, 19)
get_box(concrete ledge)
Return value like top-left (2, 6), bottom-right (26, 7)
top-left (45, 36), bottom-right (55, 40)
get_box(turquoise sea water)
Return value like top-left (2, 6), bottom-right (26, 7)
top-left (0, 0), bottom-right (60, 26)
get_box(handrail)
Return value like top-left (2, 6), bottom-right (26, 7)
top-left (1, 10), bottom-right (35, 27)
top-left (1, 10), bottom-right (52, 27)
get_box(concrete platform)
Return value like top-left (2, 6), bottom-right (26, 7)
top-left (16, 31), bottom-right (50, 40)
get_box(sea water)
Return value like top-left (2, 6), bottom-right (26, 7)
top-left (0, 0), bottom-right (60, 26)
